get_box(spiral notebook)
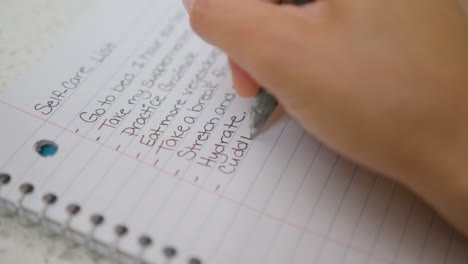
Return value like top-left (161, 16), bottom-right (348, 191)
top-left (0, 0), bottom-right (467, 263)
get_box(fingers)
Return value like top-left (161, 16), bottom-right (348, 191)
top-left (186, 0), bottom-right (305, 74)
top-left (228, 59), bottom-right (261, 97)
top-left (183, 0), bottom-right (335, 110)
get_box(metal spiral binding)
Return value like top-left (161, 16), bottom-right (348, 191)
top-left (87, 214), bottom-right (105, 247)
top-left (111, 224), bottom-right (128, 259)
top-left (0, 175), bottom-right (205, 264)
top-left (17, 183), bottom-right (36, 226)
top-left (63, 203), bottom-right (81, 245)
top-left (0, 173), bottom-right (11, 191)
top-left (87, 213), bottom-right (113, 257)
top-left (0, 173), bottom-right (12, 217)
top-left (188, 257), bottom-right (202, 264)
top-left (138, 235), bottom-right (153, 263)
top-left (40, 193), bottom-right (59, 236)
top-left (163, 246), bottom-right (177, 260)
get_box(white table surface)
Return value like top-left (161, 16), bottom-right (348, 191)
top-left (0, 0), bottom-right (467, 263)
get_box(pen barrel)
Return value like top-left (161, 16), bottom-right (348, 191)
top-left (252, 90), bottom-right (278, 115)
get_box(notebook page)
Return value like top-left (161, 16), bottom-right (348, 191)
top-left (0, 0), bottom-right (467, 263)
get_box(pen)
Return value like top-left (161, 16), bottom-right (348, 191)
top-left (248, 0), bottom-right (312, 138)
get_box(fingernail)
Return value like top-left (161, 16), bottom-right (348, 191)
top-left (182, 0), bottom-right (195, 13)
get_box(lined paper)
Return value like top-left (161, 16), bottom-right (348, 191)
top-left (0, 0), bottom-right (467, 263)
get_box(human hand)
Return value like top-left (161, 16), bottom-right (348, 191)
top-left (182, 0), bottom-right (468, 236)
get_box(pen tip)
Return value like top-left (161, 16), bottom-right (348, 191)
top-left (250, 129), bottom-right (259, 139)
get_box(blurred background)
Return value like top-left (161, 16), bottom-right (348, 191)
top-left (0, 0), bottom-right (94, 93)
